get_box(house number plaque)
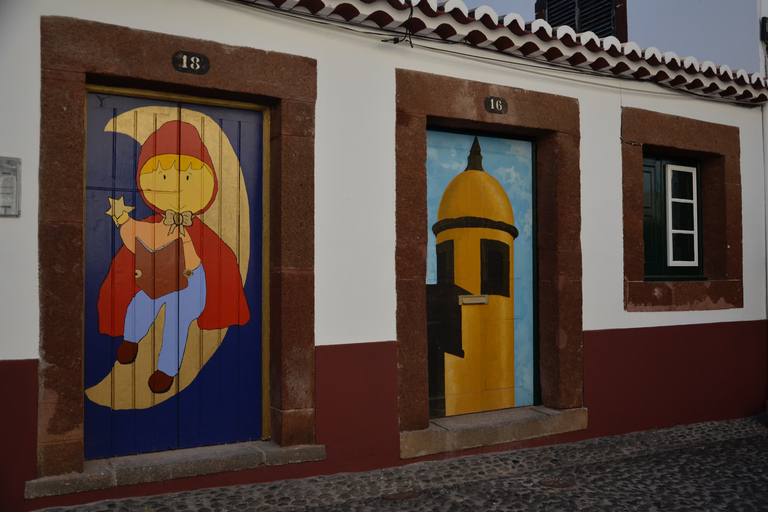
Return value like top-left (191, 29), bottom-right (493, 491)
top-left (172, 51), bottom-right (210, 75)
top-left (484, 97), bottom-right (508, 114)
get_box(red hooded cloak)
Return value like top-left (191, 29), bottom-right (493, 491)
top-left (97, 121), bottom-right (250, 336)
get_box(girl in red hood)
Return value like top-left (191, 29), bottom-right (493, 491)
top-left (98, 121), bottom-right (250, 394)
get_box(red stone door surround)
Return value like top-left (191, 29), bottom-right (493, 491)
top-left (395, 70), bottom-right (585, 432)
top-left (37, 17), bottom-right (316, 477)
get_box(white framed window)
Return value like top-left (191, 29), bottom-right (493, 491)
top-left (665, 164), bottom-right (699, 267)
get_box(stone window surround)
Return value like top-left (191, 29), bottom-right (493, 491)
top-left (36, 16), bottom-right (316, 478)
top-left (621, 107), bottom-right (743, 312)
top-left (395, 69), bottom-right (586, 444)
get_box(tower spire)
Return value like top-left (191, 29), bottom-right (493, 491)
top-left (464, 136), bottom-right (484, 172)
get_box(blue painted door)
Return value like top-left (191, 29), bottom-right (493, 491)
top-left (84, 93), bottom-right (264, 458)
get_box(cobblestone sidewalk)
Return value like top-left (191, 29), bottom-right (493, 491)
top-left (40, 416), bottom-right (768, 511)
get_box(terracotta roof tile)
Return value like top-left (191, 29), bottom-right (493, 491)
top-left (246, 0), bottom-right (766, 104)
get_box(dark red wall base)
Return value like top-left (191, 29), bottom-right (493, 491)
top-left (583, 320), bottom-right (768, 437)
top-left (4, 320), bottom-right (766, 511)
top-left (315, 342), bottom-right (400, 472)
top-left (0, 359), bottom-right (38, 511)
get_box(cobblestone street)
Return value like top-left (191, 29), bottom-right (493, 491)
top-left (40, 416), bottom-right (768, 512)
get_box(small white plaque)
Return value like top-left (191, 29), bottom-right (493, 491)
top-left (0, 157), bottom-right (20, 217)
top-left (458, 294), bottom-right (489, 305)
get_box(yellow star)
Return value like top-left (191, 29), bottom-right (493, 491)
top-left (106, 196), bottom-right (135, 226)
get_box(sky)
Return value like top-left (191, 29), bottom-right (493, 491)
top-left (628, 0), bottom-right (759, 73)
top-left (461, 0), bottom-right (534, 19)
top-left (461, 0), bottom-right (760, 73)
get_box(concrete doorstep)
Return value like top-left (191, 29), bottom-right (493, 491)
top-left (25, 441), bottom-right (326, 499)
top-left (400, 406), bottom-right (588, 458)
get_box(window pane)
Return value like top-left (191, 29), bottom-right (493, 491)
top-left (672, 233), bottom-right (695, 262)
top-left (671, 202), bottom-right (695, 231)
top-left (671, 170), bottom-right (693, 200)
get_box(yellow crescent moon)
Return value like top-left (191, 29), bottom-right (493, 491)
top-left (86, 106), bottom-right (251, 410)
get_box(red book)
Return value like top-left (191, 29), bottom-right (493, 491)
top-left (134, 238), bottom-right (188, 300)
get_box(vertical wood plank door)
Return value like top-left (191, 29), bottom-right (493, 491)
top-left (426, 131), bottom-right (535, 419)
top-left (84, 93), bottom-right (264, 458)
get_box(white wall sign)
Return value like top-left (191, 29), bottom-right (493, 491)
top-left (0, 157), bottom-right (20, 217)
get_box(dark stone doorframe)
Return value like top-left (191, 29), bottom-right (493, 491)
top-left (37, 16), bottom-right (316, 477)
top-left (395, 69), bottom-right (584, 432)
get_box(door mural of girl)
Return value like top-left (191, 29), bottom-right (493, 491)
top-left (84, 94), bottom-right (265, 458)
top-left (99, 120), bottom-right (250, 393)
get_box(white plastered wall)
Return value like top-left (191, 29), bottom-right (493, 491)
top-left (0, 0), bottom-right (765, 361)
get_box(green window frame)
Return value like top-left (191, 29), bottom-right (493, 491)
top-left (643, 155), bottom-right (705, 280)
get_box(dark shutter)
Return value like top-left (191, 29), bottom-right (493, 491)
top-left (545, 0), bottom-right (577, 30)
top-left (578, 0), bottom-right (615, 38)
top-left (543, 0), bottom-right (616, 39)
top-left (643, 159), bottom-right (665, 278)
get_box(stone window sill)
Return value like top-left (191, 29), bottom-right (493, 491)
top-left (399, 406), bottom-right (587, 459)
top-left (624, 280), bottom-right (743, 312)
top-left (26, 441), bottom-right (326, 499)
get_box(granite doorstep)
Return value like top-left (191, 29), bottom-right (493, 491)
top-left (26, 441), bottom-right (326, 499)
top-left (400, 406), bottom-right (588, 459)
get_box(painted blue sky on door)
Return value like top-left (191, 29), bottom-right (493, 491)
top-left (426, 131), bottom-right (534, 408)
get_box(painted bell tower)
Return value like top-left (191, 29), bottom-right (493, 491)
top-left (427, 137), bottom-right (519, 417)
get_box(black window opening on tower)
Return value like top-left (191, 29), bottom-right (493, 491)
top-left (535, 0), bottom-right (628, 42)
top-left (481, 239), bottom-right (510, 297)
